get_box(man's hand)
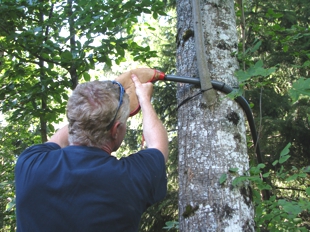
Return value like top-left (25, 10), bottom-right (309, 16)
top-left (131, 74), bottom-right (169, 162)
top-left (131, 74), bottom-right (153, 105)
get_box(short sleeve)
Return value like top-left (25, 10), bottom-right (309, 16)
top-left (16, 143), bottom-right (61, 174)
top-left (19, 142), bottom-right (61, 157)
top-left (121, 148), bottom-right (167, 205)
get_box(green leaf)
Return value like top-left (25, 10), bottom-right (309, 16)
top-left (272, 160), bottom-right (278, 166)
top-left (289, 78), bottom-right (310, 102)
top-left (232, 176), bottom-right (249, 187)
top-left (306, 187), bottom-right (310, 196)
top-left (250, 163), bottom-right (265, 175)
top-left (257, 163), bottom-right (266, 169)
top-left (303, 166), bottom-right (310, 173)
top-left (61, 51), bottom-right (73, 62)
top-left (235, 60), bottom-right (276, 83)
top-left (278, 200), bottom-right (302, 218)
top-left (153, 12), bottom-right (158, 19)
top-left (54, 94), bottom-right (62, 104)
top-left (251, 40), bottom-right (262, 53)
top-left (229, 168), bottom-right (238, 173)
top-left (83, 72), bottom-right (91, 82)
top-left (262, 172), bottom-right (270, 178)
top-left (279, 155), bottom-right (290, 164)
top-left (280, 143), bottom-right (291, 157)
top-left (48, 124), bottom-right (55, 132)
top-left (286, 173), bottom-right (300, 181)
top-left (62, 93), bottom-right (69, 101)
top-left (142, 8), bottom-right (151, 14)
top-left (219, 173), bottom-right (227, 184)
top-left (302, 60), bottom-right (310, 67)
top-left (5, 199), bottom-right (15, 212)
top-left (163, 221), bottom-right (179, 230)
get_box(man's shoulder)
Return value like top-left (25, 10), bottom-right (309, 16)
top-left (19, 142), bottom-right (61, 157)
top-left (27, 142), bottom-right (61, 150)
top-left (126, 148), bottom-right (165, 163)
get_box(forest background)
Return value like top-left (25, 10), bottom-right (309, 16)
top-left (0, 0), bottom-right (309, 231)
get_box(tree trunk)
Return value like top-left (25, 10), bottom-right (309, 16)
top-left (67, 0), bottom-right (78, 90)
top-left (39, 0), bottom-right (48, 142)
top-left (176, 0), bottom-right (255, 231)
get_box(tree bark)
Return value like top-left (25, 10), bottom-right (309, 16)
top-left (176, 0), bottom-right (255, 231)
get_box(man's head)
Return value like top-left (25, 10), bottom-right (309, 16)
top-left (66, 80), bottom-right (130, 149)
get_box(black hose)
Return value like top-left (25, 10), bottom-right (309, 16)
top-left (164, 74), bottom-right (263, 164)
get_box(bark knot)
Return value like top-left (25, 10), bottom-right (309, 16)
top-left (240, 186), bottom-right (253, 207)
top-left (220, 204), bottom-right (235, 219)
top-left (226, 111), bottom-right (240, 125)
top-left (182, 204), bottom-right (199, 218)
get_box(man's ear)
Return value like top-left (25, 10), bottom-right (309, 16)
top-left (110, 121), bottom-right (122, 139)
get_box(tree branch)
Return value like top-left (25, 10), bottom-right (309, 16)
top-left (275, 186), bottom-right (306, 192)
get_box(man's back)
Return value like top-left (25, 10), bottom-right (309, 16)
top-left (15, 143), bottom-right (166, 232)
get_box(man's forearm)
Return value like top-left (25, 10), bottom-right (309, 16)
top-left (130, 74), bottom-right (169, 162)
top-left (140, 102), bottom-right (169, 162)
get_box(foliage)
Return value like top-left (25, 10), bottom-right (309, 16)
top-left (228, 144), bottom-right (310, 231)
top-left (234, 0), bottom-right (310, 172)
top-left (0, 0), bottom-right (172, 230)
top-left (289, 77), bottom-right (310, 103)
top-left (0, 0), bottom-right (167, 141)
top-left (233, 1), bottom-right (310, 230)
top-left (0, 121), bottom-right (37, 232)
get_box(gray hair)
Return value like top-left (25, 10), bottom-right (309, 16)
top-left (66, 80), bottom-right (130, 147)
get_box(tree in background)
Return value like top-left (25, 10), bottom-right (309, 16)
top-left (0, 0), bottom-right (165, 142)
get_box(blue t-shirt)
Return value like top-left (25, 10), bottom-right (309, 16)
top-left (15, 143), bottom-right (167, 232)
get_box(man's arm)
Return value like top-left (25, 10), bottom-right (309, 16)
top-left (131, 74), bottom-right (169, 162)
top-left (47, 125), bottom-right (69, 148)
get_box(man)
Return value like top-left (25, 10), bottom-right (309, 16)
top-left (15, 74), bottom-right (169, 232)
